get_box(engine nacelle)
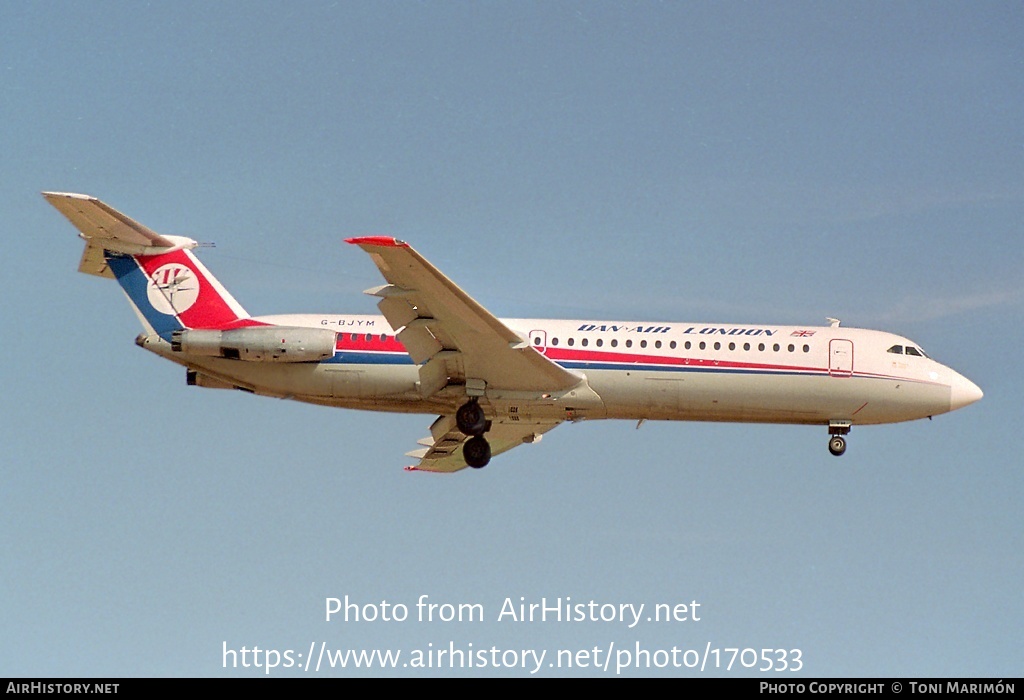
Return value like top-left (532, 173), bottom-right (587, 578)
top-left (171, 327), bottom-right (338, 363)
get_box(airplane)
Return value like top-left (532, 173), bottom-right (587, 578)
top-left (44, 191), bottom-right (984, 473)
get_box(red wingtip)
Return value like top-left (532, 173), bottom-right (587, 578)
top-left (403, 465), bottom-right (419, 472)
top-left (345, 236), bottom-right (408, 248)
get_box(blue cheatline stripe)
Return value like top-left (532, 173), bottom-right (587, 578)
top-left (106, 254), bottom-right (183, 338)
top-left (325, 351), bottom-right (416, 365)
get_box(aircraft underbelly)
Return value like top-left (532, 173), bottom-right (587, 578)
top-left (180, 357), bottom-right (421, 402)
top-left (326, 363), bottom-right (420, 399)
top-left (587, 369), bottom-right (949, 425)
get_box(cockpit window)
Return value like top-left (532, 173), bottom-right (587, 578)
top-left (889, 343), bottom-right (931, 359)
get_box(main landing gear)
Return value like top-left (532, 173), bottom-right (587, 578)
top-left (457, 399), bottom-right (492, 469)
top-left (828, 420), bottom-right (851, 457)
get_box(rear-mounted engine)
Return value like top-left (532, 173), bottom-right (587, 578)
top-left (170, 327), bottom-right (337, 363)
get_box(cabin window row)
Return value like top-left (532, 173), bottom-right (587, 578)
top-left (538, 337), bottom-right (811, 353)
top-left (344, 331), bottom-right (813, 355)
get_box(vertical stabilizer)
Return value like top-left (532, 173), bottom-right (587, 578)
top-left (44, 192), bottom-right (250, 337)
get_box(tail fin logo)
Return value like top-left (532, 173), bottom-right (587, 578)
top-left (147, 263), bottom-right (200, 315)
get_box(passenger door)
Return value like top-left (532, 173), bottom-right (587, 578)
top-left (829, 339), bottom-right (854, 377)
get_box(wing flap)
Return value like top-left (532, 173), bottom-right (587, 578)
top-left (377, 295), bottom-right (419, 329)
top-left (397, 324), bottom-right (444, 364)
top-left (407, 419), bottom-right (560, 473)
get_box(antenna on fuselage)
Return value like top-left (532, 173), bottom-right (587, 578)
top-left (827, 317), bottom-right (841, 328)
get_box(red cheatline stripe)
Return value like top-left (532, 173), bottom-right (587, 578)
top-left (543, 346), bottom-right (821, 373)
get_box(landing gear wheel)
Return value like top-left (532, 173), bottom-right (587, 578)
top-left (464, 435), bottom-right (491, 469)
top-left (828, 435), bottom-right (847, 457)
top-left (456, 400), bottom-right (488, 436)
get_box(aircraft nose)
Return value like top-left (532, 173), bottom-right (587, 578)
top-left (950, 372), bottom-right (983, 411)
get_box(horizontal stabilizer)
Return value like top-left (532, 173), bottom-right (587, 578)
top-left (43, 192), bottom-right (201, 263)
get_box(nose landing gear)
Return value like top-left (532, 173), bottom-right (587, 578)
top-left (828, 435), bottom-right (847, 456)
top-left (828, 420), bottom-right (851, 457)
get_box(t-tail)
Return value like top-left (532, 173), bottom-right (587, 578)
top-left (43, 192), bottom-right (250, 339)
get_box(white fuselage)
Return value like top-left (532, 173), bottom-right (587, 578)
top-left (143, 313), bottom-right (981, 429)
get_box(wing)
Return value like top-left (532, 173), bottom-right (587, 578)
top-left (346, 237), bottom-right (580, 396)
top-left (405, 417), bottom-right (561, 473)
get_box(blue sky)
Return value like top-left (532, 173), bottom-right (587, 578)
top-left (3, 1), bottom-right (1021, 677)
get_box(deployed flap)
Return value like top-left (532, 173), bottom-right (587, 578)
top-left (406, 419), bottom-right (561, 473)
top-left (346, 237), bottom-right (579, 393)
